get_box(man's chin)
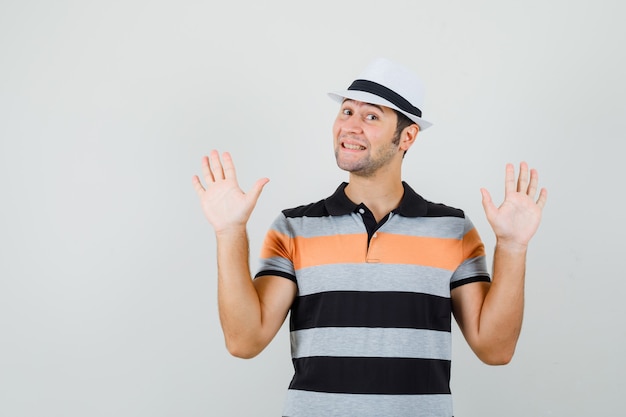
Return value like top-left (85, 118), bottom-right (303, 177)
top-left (337, 164), bottom-right (376, 178)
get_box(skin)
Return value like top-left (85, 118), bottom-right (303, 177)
top-left (192, 99), bottom-right (548, 363)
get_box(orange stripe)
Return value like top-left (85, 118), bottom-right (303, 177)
top-left (259, 229), bottom-right (293, 260)
top-left (367, 233), bottom-right (462, 270)
top-left (293, 234), bottom-right (367, 269)
top-left (462, 227), bottom-right (486, 259)
top-left (261, 229), bottom-right (484, 271)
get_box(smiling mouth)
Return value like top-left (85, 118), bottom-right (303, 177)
top-left (343, 143), bottom-right (366, 150)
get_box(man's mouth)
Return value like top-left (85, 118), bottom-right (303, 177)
top-left (343, 143), bottom-right (366, 150)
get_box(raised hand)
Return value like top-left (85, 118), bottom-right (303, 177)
top-left (192, 150), bottom-right (269, 234)
top-left (480, 162), bottom-right (548, 250)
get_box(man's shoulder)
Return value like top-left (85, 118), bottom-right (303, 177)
top-left (281, 198), bottom-right (329, 219)
top-left (400, 182), bottom-right (466, 219)
top-left (278, 183), bottom-right (469, 220)
top-left (422, 199), bottom-right (466, 219)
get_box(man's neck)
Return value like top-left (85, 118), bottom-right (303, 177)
top-left (344, 173), bottom-right (405, 223)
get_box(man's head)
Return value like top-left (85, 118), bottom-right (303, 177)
top-left (330, 59), bottom-right (428, 176)
top-left (332, 99), bottom-right (419, 177)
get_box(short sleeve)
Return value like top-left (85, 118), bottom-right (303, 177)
top-left (255, 214), bottom-right (297, 283)
top-left (450, 216), bottom-right (490, 289)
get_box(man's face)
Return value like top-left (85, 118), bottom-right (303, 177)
top-left (333, 99), bottom-right (401, 177)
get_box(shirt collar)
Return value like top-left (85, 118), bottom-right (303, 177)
top-left (324, 181), bottom-right (428, 217)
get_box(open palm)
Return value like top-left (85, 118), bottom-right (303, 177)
top-left (481, 162), bottom-right (547, 249)
top-left (192, 150), bottom-right (269, 234)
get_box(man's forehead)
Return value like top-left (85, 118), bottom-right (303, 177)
top-left (341, 98), bottom-right (390, 113)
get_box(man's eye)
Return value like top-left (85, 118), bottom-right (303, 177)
top-left (342, 109), bottom-right (352, 115)
top-left (366, 114), bottom-right (378, 121)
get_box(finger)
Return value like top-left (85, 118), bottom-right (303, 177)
top-left (191, 175), bottom-right (205, 195)
top-left (221, 151), bottom-right (238, 182)
top-left (536, 188), bottom-right (548, 209)
top-left (480, 188), bottom-right (497, 219)
top-left (527, 168), bottom-right (539, 198)
top-left (504, 163), bottom-right (516, 195)
top-left (247, 177), bottom-right (270, 204)
top-left (209, 150), bottom-right (225, 180)
top-left (201, 155), bottom-right (214, 184)
top-left (517, 161), bottom-right (529, 193)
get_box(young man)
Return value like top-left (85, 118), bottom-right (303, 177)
top-left (192, 58), bottom-right (547, 416)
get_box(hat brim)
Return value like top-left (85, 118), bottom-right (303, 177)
top-left (328, 90), bottom-right (433, 130)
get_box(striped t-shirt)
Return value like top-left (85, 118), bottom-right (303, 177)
top-left (255, 182), bottom-right (490, 417)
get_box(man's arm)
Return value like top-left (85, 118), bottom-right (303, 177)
top-left (452, 162), bottom-right (547, 365)
top-left (192, 150), bottom-right (296, 358)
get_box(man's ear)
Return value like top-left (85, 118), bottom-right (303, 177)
top-left (399, 124), bottom-right (419, 151)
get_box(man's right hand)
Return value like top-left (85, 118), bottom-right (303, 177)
top-left (192, 150), bottom-right (269, 234)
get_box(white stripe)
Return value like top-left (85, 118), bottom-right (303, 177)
top-left (382, 215), bottom-right (465, 239)
top-left (451, 255), bottom-right (489, 283)
top-left (283, 389), bottom-right (453, 417)
top-left (281, 213), bottom-right (468, 239)
top-left (283, 214), bottom-right (364, 238)
top-left (296, 263), bottom-right (452, 298)
top-left (257, 256), bottom-right (296, 277)
top-left (291, 327), bottom-right (451, 360)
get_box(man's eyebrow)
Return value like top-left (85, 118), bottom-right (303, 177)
top-left (342, 99), bottom-right (386, 113)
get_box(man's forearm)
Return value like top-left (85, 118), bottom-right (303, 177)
top-left (215, 227), bottom-right (264, 357)
top-left (477, 242), bottom-right (527, 364)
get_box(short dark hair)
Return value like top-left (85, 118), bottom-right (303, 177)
top-left (392, 111), bottom-right (418, 158)
top-left (392, 110), bottom-right (416, 145)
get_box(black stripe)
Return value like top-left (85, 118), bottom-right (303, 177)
top-left (290, 291), bottom-right (451, 332)
top-left (281, 182), bottom-right (465, 219)
top-left (290, 356), bottom-right (451, 395)
top-left (348, 79), bottom-right (422, 118)
top-left (423, 202), bottom-right (465, 218)
top-left (254, 270), bottom-right (297, 282)
top-left (450, 275), bottom-right (491, 290)
top-left (283, 199), bottom-right (330, 218)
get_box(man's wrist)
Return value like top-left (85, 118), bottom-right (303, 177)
top-left (494, 239), bottom-right (529, 254)
top-left (215, 224), bottom-right (248, 240)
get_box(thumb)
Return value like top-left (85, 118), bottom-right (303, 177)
top-left (247, 177), bottom-right (270, 203)
top-left (480, 188), bottom-right (496, 219)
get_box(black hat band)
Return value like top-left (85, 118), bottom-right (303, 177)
top-left (347, 79), bottom-right (422, 118)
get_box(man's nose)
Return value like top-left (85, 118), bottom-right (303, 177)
top-left (341, 115), bottom-right (363, 134)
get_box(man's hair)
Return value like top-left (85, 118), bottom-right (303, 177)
top-left (392, 110), bottom-right (418, 157)
top-left (392, 110), bottom-right (417, 145)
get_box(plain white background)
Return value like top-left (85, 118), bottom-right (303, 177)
top-left (1, 0), bottom-right (624, 416)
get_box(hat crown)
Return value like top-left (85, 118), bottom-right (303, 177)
top-left (356, 58), bottom-right (426, 109)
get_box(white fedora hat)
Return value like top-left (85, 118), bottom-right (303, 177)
top-left (328, 57), bottom-right (433, 130)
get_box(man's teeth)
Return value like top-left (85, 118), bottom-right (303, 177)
top-left (344, 143), bottom-right (365, 150)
